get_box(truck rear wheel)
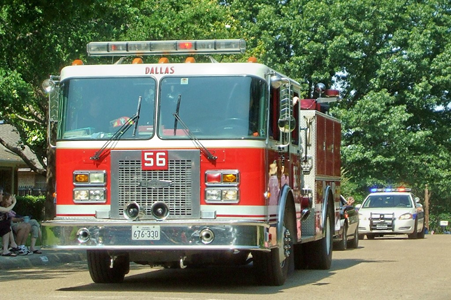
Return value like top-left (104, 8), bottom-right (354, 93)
top-left (87, 250), bottom-right (129, 283)
top-left (312, 205), bottom-right (333, 269)
top-left (253, 204), bottom-right (295, 286)
top-left (294, 204), bottom-right (333, 269)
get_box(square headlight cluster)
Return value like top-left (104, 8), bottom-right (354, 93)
top-left (73, 171), bottom-right (107, 203)
top-left (205, 170), bottom-right (240, 204)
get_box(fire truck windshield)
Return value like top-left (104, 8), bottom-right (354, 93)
top-left (158, 76), bottom-right (267, 139)
top-left (60, 77), bottom-right (156, 140)
top-left (59, 75), bottom-right (267, 140)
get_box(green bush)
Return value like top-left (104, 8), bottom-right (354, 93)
top-left (429, 213), bottom-right (451, 233)
top-left (12, 195), bottom-right (46, 222)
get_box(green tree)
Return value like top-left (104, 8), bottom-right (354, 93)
top-left (0, 0), bottom-right (137, 218)
top-left (328, 0), bottom-right (451, 214)
top-left (2, 0), bottom-right (451, 219)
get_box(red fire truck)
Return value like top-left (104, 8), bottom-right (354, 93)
top-left (42, 39), bottom-right (341, 286)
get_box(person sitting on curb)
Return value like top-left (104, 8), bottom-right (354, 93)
top-left (27, 217), bottom-right (42, 254)
top-left (5, 192), bottom-right (42, 254)
top-left (4, 193), bottom-right (32, 255)
top-left (0, 188), bottom-right (17, 257)
top-left (7, 230), bottom-right (22, 254)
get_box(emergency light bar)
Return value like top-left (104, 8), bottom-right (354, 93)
top-left (87, 39), bottom-right (246, 56)
top-left (370, 187), bottom-right (412, 193)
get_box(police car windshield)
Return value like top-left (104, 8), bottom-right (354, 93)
top-left (363, 194), bottom-right (413, 208)
top-left (59, 77), bottom-right (155, 140)
top-left (158, 76), bottom-right (267, 139)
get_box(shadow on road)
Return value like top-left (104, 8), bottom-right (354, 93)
top-left (53, 256), bottom-right (390, 295)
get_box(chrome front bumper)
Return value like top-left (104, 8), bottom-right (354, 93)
top-left (42, 219), bottom-right (269, 251)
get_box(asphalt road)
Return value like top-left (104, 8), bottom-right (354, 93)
top-left (1, 234), bottom-right (450, 300)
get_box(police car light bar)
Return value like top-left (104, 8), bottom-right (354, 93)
top-left (370, 187), bottom-right (412, 193)
top-left (87, 39), bottom-right (246, 56)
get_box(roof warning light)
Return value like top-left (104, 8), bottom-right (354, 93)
top-left (87, 39), bottom-right (246, 57)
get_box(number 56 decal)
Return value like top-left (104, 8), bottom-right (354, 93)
top-left (142, 150), bottom-right (168, 170)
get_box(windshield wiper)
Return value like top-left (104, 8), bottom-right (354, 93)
top-left (132, 96), bottom-right (142, 136)
top-left (173, 112), bottom-right (217, 161)
top-left (173, 94), bottom-right (181, 136)
top-left (90, 96), bottom-right (142, 161)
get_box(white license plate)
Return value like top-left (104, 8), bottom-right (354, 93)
top-left (377, 223), bottom-right (388, 230)
top-left (132, 225), bottom-right (161, 240)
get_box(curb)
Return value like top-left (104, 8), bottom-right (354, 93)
top-left (0, 250), bottom-right (86, 270)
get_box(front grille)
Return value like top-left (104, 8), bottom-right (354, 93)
top-left (110, 150), bottom-right (200, 219)
top-left (370, 212), bottom-right (395, 231)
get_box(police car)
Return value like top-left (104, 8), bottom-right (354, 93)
top-left (358, 188), bottom-right (425, 239)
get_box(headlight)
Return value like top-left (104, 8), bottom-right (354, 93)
top-left (205, 188), bottom-right (239, 203)
top-left (74, 188), bottom-right (106, 203)
top-left (399, 213), bottom-right (413, 220)
top-left (206, 189), bottom-right (222, 201)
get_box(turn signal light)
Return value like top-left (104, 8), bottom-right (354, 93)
top-left (75, 174), bottom-right (89, 183)
top-left (223, 174), bottom-right (237, 183)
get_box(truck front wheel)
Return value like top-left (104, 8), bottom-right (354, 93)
top-left (87, 250), bottom-right (129, 283)
top-left (253, 203), bottom-right (295, 286)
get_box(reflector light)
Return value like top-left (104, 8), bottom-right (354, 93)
top-left (87, 39), bottom-right (246, 56)
top-left (72, 59), bottom-right (84, 66)
top-left (247, 57), bottom-right (258, 63)
top-left (132, 58), bottom-right (143, 64)
top-left (185, 57), bottom-right (196, 63)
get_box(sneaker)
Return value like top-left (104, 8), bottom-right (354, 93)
top-left (18, 249), bottom-right (28, 255)
top-left (18, 245), bottom-right (30, 256)
top-left (9, 247), bottom-right (21, 254)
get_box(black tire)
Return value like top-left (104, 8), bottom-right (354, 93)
top-left (312, 205), bottom-right (333, 269)
top-left (253, 203), bottom-right (295, 286)
top-left (366, 234), bottom-right (375, 240)
top-left (87, 250), bottom-right (129, 283)
top-left (335, 222), bottom-right (348, 251)
top-left (293, 243), bottom-right (308, 270)
top-left (230, 251), bottom-right (251, 266)
top-left (358, 234), bottom-right (365, 240)
top-left (348, 226), bottom-right (359, 249)
top-left (417, 222), bottom-right (425, 239)
top-left (408, 220), bottom-right (418, 239)
top-left (294, 204), bottom-right (333, 269)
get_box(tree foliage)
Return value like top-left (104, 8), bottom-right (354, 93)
top-left (1, 0), bottom-right (451, 219)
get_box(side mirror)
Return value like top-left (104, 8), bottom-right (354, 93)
top-left (42, 76), bottom-right (60, 148)
top-left (270, 75), bottom-right (283, 89)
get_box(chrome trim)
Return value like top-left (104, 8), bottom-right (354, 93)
top-left (42, 220), bottom-right (269, 251)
